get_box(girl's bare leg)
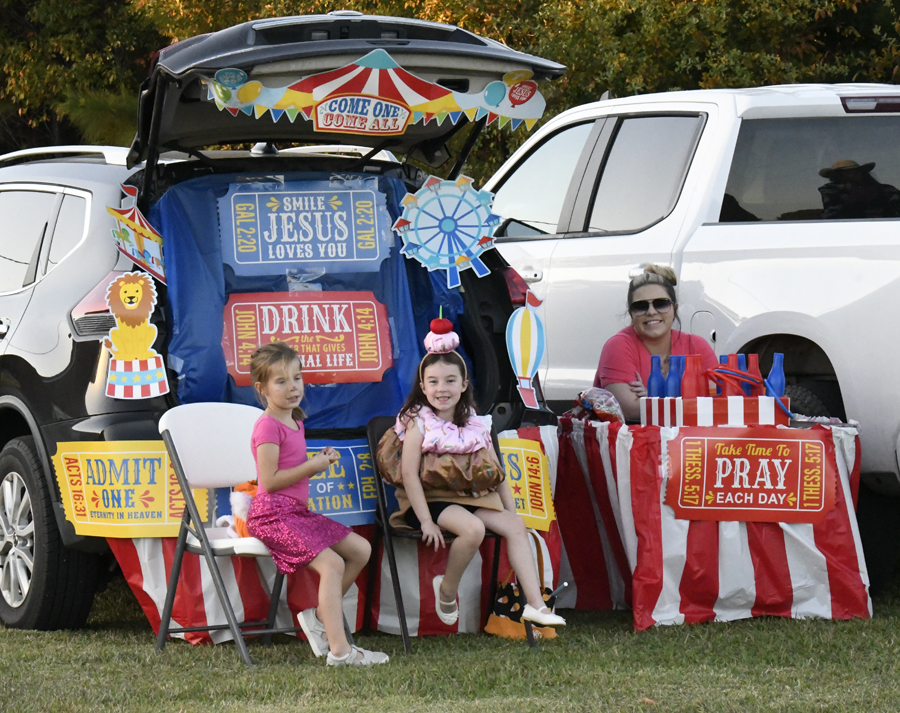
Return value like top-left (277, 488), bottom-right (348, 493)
top-left (476, 508), bottom-right (545, 609)
top-left (306, 547), bottom-right (351, 657)
top-left (434, 506), bottom-right (485, 609)
top-left (331, 532), bottom-right (372, 594)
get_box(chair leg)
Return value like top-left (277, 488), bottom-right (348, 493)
top-left (525, 620), bottom-right (536, 648)
top-left (363, 524), bottom-right (382, 635)
top-left (200, 548), bottom-right (254, 666)
top-left (483, 536), bottom-right (502, 630)
top-left (343, 614), bottom-right (356, 648)
top-left (382, 528), bottom-right (411, 654)
top-left (261, 571), bottom-right (285, 646)
top-left (156, 516), bottom-right (190, 653)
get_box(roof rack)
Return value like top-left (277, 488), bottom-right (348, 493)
top-left (0, 146), bottom-right (130, 167)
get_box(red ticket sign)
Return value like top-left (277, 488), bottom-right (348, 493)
top-left (223, 291), bottom-right (392, 386)
top-left (665, 427), bottom-right (837, 523)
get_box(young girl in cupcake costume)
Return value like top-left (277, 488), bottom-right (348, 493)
top-left (387, 317), bottom-right (565, 628)
top-left (246, 342), bottom-right (388, 666)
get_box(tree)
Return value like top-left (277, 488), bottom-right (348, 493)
top-left (0, 0), bottom-right (166, 151)
top-left (2, 0), bottom-right (899, 181)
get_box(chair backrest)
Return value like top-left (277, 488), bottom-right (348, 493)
top-left (366, 415), bottom-right (397, 525)
top-left (159, 402), bottom-right (264, 489)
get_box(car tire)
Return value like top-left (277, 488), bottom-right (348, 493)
top-left (0, 437), bottom-right (100, 630)
top-left (784, 384), bottom-right (831, 418)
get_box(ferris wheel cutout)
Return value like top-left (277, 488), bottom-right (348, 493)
top-left (393, 175), bottom-right (501, 289)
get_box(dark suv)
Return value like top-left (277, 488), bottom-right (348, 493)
top-left (0, 12), bottom-right (563, 630)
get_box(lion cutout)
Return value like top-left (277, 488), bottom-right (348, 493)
top-left (104, 271), bottom-right (160, 362)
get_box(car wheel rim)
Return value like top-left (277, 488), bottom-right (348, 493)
top-left (0, 471), bottom-right (34, 608)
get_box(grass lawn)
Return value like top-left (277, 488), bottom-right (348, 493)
top-left (3, 572), bottom-right (900, 713)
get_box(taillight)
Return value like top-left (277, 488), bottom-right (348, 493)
top-left (501, 266), bottom-right (529, 307)
top-left (70, 271), bottom-right (121, 339)
top-left (840, 96), bottom-right (900, 113)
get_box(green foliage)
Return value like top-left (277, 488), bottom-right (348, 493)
top-left (1, 0), bottom-right (900, 180)
top-left (2, 574), bottom-right (900, 711)
top-left (0, 0), bottom-right (165, 150)
top-left (57, 89), bottom-right (138, 146)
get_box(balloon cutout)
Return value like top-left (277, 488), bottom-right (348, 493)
top-left (483, 81), bottom-right (507, 108)
top-left (509, 81), bottom-right (538, 107)
top-left (393, 175), bottom-right (500, 289)
top-left (506, 290), bottom-right (545, 409)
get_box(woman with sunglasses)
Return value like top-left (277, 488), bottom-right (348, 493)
top-left (593, 265), bottom-right (717, 421)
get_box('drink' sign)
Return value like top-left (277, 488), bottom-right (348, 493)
top-left (222, 291), bottom-right (392, 386)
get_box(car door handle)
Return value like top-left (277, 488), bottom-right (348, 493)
top-left (521, 269), bottom-right (543, 283)
top-left (0, 318), bottom-right (9, 338)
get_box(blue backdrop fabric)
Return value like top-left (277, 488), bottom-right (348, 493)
top-left (150, 171), bottom-right (466, 430)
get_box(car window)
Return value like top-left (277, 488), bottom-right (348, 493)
top-left (492, 122), bottom-right (594, 236)
top-left (0, 190), bottom-right (57, 292)
top-left (48, 195), bottom-right (87, 270)
top-left (720, 116), bottom-right (900, 222)
top-left (587, 115), bottom-right (703, 233)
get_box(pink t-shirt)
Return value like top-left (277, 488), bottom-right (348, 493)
top-left (594, 326), bottom-right (717, 388)
top-left (251, 414), bottom-right (309, 502)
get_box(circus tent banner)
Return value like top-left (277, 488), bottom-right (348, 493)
top-left (202, 49), bottom-right (547, 135)
top-left (107, 184), bottom-right (166, 283)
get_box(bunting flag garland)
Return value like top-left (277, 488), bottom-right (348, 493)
top-left (202, 50), bottom-right (547, 135)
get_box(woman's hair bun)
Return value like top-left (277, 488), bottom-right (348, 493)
top-left (643, 264), bottom-right (677, 287)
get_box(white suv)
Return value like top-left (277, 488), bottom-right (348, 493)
top-left (487, 84), bottom-right (900, 495)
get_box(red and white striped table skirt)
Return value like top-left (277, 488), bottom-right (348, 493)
top-left (557, 417), bottom-right (870, 630)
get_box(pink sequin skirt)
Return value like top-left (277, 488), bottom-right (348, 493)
top-left (246, 492), bottom-right (351, 574)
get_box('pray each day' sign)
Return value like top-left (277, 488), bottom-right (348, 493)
top-left (222, 290), bottom-right (392, 386)
top-left (664, 427), bottom-right (837, 523)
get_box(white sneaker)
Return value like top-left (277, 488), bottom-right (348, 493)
top-left (522, 604), bottom-right (566, 628)
top-left (326, 646), bottom-right (390, 666)
top-left (298, 608), bottom-right (329, 657)
top-left (432, 575), bottom-right (459, 625)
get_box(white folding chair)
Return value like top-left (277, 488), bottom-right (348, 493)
top-left (156, 402), bottom-right (295, 665)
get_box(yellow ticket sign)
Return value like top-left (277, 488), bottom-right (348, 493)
top-left (51, 441), bottom-right (207, 538)
top-left (499, 438), bottom-right (556, 532)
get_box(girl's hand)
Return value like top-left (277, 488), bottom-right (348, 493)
top-left (420, 520), bottom-right (445, 551)
top-left (310, 449), bottom-right (339, 473)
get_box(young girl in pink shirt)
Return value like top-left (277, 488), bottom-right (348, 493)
top-left (246, 342), bottom-right (388, 666)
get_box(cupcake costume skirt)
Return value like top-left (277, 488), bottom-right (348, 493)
top-left (246, 492), bottom-right (351, 574)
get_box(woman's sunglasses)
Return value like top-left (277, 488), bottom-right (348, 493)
top-left (629, 298), bottom-right (673, 315)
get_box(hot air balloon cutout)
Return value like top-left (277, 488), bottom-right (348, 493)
top-left (107, 184), bottom-right (166, 284)
top-left (506, 290), bottom-right (546, 409)
top-left (392, 175), bottom-right (500, 289)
